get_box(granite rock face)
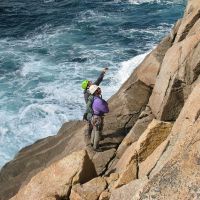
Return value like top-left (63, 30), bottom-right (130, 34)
top-left (134, 83), bottom-right (200, 199)
top-left (1, 1), bottom-right (200, 200)
top-left (175, 0), bottom-right (200, 42)
top-left (149, 33), bottom-right (200, 121)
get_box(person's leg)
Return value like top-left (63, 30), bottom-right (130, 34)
top-left (93, 128), bottom-right (100, 150)
top-left (88, 121), bottom-right (93, 137)
top-left (91, 129), bottom-right (95, 146)
top-left (85, 121), bottom-right (92, 136)
top-left (93, 116), bottom-right (103, 150)
top-left (99, 117), bottom-right (104, 140)
top-left (91, 117), bottom-right (96, 146)
top-left (84, 121), bottom-right (92, 146)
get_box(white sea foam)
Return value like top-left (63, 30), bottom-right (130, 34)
top-left (43, 0), bottom-right (55, 3)
top-left (127, 0), bottom-right (185, 5)
top-left (128, 0), bottom-right (160, 4)
top-left (103, 51), bottom-right (150, 97)
top-left (78, 9), bottom-right (110, 23)
top-left (119, 23), bottom-right (172, 38)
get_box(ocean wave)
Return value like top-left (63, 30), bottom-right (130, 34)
top-left (127, 0), bottom-right (185, 5)
top-left (128, 0), bottom-right (160, 4)
top-left (77, 9), bottom-right (110, 24)
top-left (43, 0), bottom-right (55, 3)
top-left (118, 23), bottom-right (172, 38)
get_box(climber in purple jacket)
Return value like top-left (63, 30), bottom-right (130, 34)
top-left (82, 68), bottom-right (108, 141)
top-left (89, 85), bottom-right (109, 151)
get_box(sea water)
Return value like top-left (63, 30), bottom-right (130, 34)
top-left (0, 0), bottom-right (186, 168)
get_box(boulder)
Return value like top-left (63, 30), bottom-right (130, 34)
top-left (108, 142), bottom-right (138, 189)
top-left (113, 160), bottom-right (137, 188)
top-left (70, 177), bottom-right (107, 200)
top-left (115, 142), bottom-right (137, 173)
top-left (99, 190), bottom-right (111, 200)
top-left (10, 150), bottom-right (97, 200)
top-left (114, 119), bottom-right (172, 171)
top-left (110, 177), bottom-right (148, 200)
top-left (104, 80), bottom-right (152, 134)
top-left (92, 148), bottom-right (116, 175)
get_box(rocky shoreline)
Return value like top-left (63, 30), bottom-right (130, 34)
top-left (1, 0), bottom-right (200, 199)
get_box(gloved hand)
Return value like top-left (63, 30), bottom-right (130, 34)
top-left (102, 67), bottom-right (108, 73)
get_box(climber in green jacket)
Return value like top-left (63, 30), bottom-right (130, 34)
top-left (81, 67), bottom-right (108, 103)
top-left (81, 67), bottom-right (108, 140)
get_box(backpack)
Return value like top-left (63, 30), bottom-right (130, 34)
top-left (83, 95), bottom-right (94, 121)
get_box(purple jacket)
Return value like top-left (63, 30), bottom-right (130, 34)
top-left (92, 96), bottom-right (109, 116)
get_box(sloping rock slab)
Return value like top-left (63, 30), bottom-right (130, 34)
top-left (136, 119), bottom-right (172, 162)
top-left (139, 140), bottom-right (169, 178)
top-left (10, 150), bottom-right (96, 200)
top-left (0, 121), bottom-right (86, 200)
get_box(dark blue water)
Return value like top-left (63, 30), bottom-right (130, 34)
top-left (0, 0), bottom-right (186, 168)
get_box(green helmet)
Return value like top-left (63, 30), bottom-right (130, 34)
top-left (81, 80), bottom-right (89, 89)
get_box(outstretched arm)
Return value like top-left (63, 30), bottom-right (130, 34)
top-left (94, 68), bottom-right (108, 86)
